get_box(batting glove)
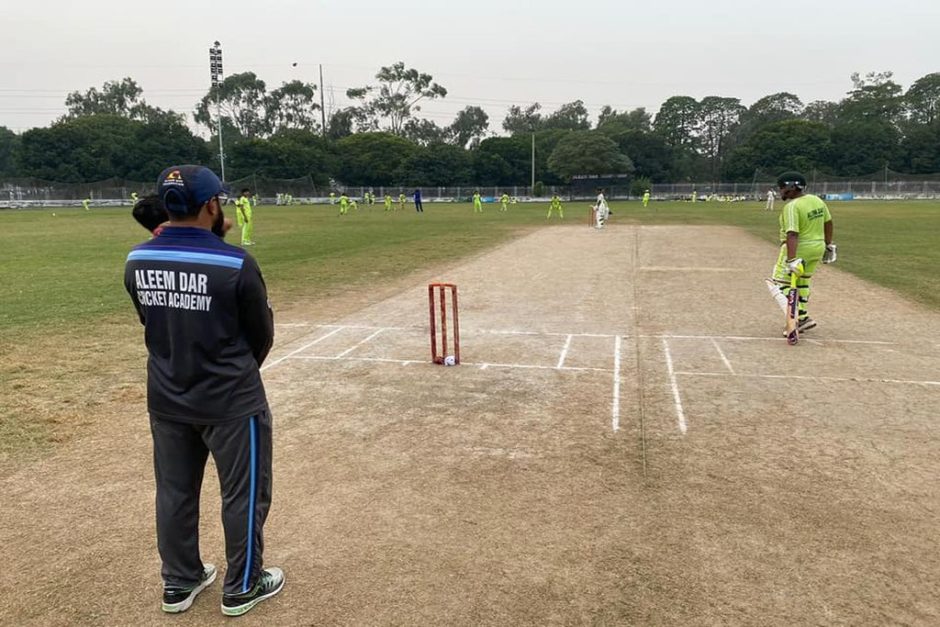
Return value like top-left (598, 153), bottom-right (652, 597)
top-left (822, 243), bottom-right (838, 264)
top-left (785, 257), bottom-right (804, 275)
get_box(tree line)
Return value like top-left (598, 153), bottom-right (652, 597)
top-left (1, 67), bottom-right (938, 187)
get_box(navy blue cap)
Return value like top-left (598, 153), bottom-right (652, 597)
top-left (156, 165), bottom-right (230, 214)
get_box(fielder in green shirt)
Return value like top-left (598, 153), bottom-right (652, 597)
top-left (339, 193), bottom-right (349, 215)
top-left (472, 191), bottom-right (483, 213)
top-left (82, 198), bottom-right (91, 211)
top-left (500, 193), bottom-right (509, 212)
top-left (642, 190), bottom-right (650, 207)
top-left (384, 194), bottom-right (393, 211)
top-left (768, 171), bottom-right (836, 333)
top-left (546, 194), bottom-right (563, 219)
top-left (398, 193), bottom-right (406, 210)
top-left (235, 188), bottom-right (255, 246)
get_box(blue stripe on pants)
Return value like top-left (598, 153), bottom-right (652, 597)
top-left (242, 416), bottom-right (258, 592)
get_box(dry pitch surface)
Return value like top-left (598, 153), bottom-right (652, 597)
top-left (2, 224), bottom-right (939, 626)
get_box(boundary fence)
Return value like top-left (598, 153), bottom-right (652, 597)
top-left (4, 176), bottom-right (940, 208)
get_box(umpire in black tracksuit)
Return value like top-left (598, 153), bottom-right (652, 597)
top-left (124, 165), bottom-right (283, 616)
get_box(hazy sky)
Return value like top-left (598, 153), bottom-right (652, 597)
top-left (3, 0), bottom-right (939, 134)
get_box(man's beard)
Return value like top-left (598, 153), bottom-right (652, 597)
top-left (211, 208), bottom-right (226, 237)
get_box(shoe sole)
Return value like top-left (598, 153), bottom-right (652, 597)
top-left (162, 568), bottom-right (217, 613)
top-left (221, 577), bottom-right (285, 617)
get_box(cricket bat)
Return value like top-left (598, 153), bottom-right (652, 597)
top-left (785, 266), bottom-right (801, 345)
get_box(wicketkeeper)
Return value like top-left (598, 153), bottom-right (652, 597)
top-left (768, 171), bottom-right (836, 333)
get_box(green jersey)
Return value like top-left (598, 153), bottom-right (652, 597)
top-left (235, 196), bottom-right (253, 222)
top-left (779, 194), bottom-right (831, 243)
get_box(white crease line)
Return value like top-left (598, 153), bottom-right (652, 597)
top-left (261, 326), bottom-right (345, 372)
top-left (274, 325), bottom-right (899, 347)
top-left (319, 323), bottom-right (408, 331)
top-left (612, 336), bottom-right (623, 432)
top-left (483, 329), bottom-right (617, 338)
top-left (651, 334), bottom-right (895, 346)
top-left (676, 371), bottom-right (940, 388)
top-left (662, 339), bottom-right (688, 434)
top-left (293, 356), bottom-right (419, 366)
top-left (640, 266), bottom-right (740, 272)
top-left (335, 328), bottom-right (386, 358)
top-left (557, 334), bottom-right (574, 369)
top-left (711, 338), bottom-right (735, 374)
top-left (287, 356), bottom-right (609, 373)
top-left (462, 362), bottom-right (608, 372)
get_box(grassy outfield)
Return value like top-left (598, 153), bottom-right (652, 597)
top-left (2, 199), bottom-right (939, 338)
top-left (1, 198), bottom-right (938, 458)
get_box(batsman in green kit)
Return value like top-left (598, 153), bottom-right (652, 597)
top-left (768, 171), bottom-right (837, 333)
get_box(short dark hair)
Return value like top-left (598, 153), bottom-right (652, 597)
top-left (241, 188), bottom-right (251, 194)
top-left (132, 195), bottom-right (169, 233)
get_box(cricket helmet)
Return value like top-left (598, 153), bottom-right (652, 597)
top-left (776, 171), bottom-right (807, 190)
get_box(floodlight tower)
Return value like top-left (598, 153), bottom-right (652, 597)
top-left (209, 41), bottom-right (226, 181)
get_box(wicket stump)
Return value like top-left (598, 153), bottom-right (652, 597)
top-left (428, 283), bottom-right (460, 365)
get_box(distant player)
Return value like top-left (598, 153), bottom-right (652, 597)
top-left (642, 189), bottom-right (650, 207)
top-left (368, 191), bottom-right (375, 206)
top-left (547, 194), bottom-right (564, 219)
top-left (398, 193), bottom-right (406, 210)
top-left (339, 193), bottom-right (349, 215)
top-left (130, 191), bottom-right (139, 206)
top-left (82, 197), bottom-right (91, 211)
top-left (500, 193), bottom-right (509, 212)
top-left (384, 194), bottom-right (393, 211)
top-left (350, 197), bottom-right (359, 211)
top-left (767, 171), bottom-right (836, 334)
top-left (235, 188), bottom-right (254, 246)
top-left (414, 189), bottom-right (423, 212)
top-left (766, 189), bottom-right (776, 211)
top-left (329, 192), bottom-right (336, 205)
top-left (691, 190), bottom-right (697, 203)
top-left (593, 191), bottom-right (609, 229)
top-left (472, 191), bottom-right (483, 213)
